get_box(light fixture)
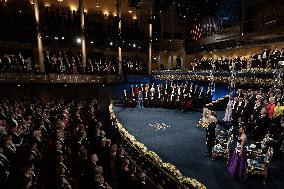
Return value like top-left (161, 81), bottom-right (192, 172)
top-left (55, 37), bottom-right (59, 40)
top-left (76, 38), bottom-right (82, 44)
top-left (58, 0), bottom-right (63, 2)
top-left (110, 42), bottom-right (113, 46)
top-left (133, 44), bottom-right (136, 48)
top-left (61, 37), bottom-right (65, 40)
top-left (103, 10), bottom-right (109, 16)
top-left (91, 41), bottom-right (94, 44)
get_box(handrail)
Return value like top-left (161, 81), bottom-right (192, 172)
top-left (119, 129), bottom-right (184, 188)
top-left (123, 149), bottom-right (157, 187)
top-left (109, 102), bottom-right (206, 189)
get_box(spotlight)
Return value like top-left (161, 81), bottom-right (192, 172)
top-left (76, 38), bottom-right (82, 44)
top-left (55, 37), bottom-right (59, 40)
top-left (17, 84), bottom-right (20, 87)
top-left (110, 42), bottom-right (113, 46)
top-left (61, 36), bottom-right (65, 40)
top-left (91, 41), bottom-right (94, 44)
top-left (64, 84), bottom-right (67, 87)
top-left (133, 43), bottom-right (136, 48)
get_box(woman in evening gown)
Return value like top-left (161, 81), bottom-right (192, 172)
top-left (227, 126), bottom-right (247, 181)
top-left (224, 96), bottom-right (234, 122)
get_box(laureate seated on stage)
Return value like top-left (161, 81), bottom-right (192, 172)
top-left (123, 81), bottom-right (213, 111)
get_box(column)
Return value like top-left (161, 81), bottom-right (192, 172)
top-left (34, 0), bottom-right (44, 72)
top-left (148, 0), bottom-right (153, 74)
top-left (79, 0), bottom-right (86, 72)
top-left (117, 0), bottom-right (122, 75)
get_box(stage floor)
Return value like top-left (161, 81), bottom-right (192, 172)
top-left (113, 106), bottom-right (284, 189)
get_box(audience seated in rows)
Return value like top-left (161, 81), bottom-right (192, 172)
top-left (0, 97), bottom-right (158, 189)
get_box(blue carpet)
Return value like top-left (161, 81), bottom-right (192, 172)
top-left (113, 107), bottom-right (284, 189)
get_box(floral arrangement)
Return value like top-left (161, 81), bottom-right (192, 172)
top-left (198, 96), bottom-right (229, 128)
top-left (152, 68), bottom-right (278, 74)
top-left (152, 74), bottom-right (282, 87)
top-left (109, 103), bottom-right (206, 189)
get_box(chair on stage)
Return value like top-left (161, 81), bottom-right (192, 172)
top-left (212, 127), bottom-right (234, 160)
top-left (246, 147), bottom-right (273, 184)
top-left (247, 134), bottom-right (273, 157)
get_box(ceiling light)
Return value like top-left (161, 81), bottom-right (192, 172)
top-left (76, 38), bottom-right (81, 44)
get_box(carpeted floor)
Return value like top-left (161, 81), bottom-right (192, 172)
top-left (113, 106), bottom-right (284, 189)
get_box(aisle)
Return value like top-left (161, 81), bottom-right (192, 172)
top-left (113, 106), bottom-right (284, 189)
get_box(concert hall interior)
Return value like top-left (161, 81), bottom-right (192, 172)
top-left (0, 0), bottom-right (284, 189)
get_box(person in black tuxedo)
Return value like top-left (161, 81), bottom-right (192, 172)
top-left (254, 107), bottom-right (270, 141)
top-left (241, 99), bottom-right (252, 133)
top-left (205, 115), bottom-right (217, 156)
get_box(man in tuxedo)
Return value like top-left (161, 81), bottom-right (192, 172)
top-left (0, 109), bottom-right (7, 121)
top-left (206, 115), bottom-right (217, 156)
top-left (137, 91), bottom-right (144, 108)
top-left (254, 107), bottom-right (270, 141)
top-left (8, 113), bottom-right (18, 128)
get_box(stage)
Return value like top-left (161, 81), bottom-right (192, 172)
top-left (113, 106), bottom-right (284, 189)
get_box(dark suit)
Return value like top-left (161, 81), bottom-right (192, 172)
top-left (254, 115), bottom-right (270, 141)
top-left (206, 122), bottom-right (216, 156)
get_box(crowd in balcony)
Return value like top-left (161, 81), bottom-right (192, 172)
top-left (44, 50), bottom-right (147, 75)
top-left (192, 48), bottom-right (284, 71)
top-left (0, 97), bottom-right (159, 189)
top-left (0, 49), bottom-right (34, 73)
top-left (123, 56), bottom-right (147, 75)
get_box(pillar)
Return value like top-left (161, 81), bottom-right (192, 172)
top-left (34, 0), bottom-right (44, 72)
top-left (148, 0), bottom-right (153, 74)
top-left (79, 0), bottom-right (86, 72)
top-left (117, 0), bottom-right (122, 75)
